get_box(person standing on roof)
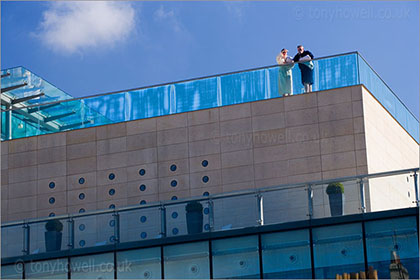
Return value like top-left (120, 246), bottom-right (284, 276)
top-left (293, 45), bottom-right (314, 93)
top-left (276, 48), bottom-right (295, 96)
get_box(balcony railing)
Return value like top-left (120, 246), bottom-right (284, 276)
top-left (1, 168), bottom-right (418, 259)
top-left (1, 52), bottom-right (418, 142)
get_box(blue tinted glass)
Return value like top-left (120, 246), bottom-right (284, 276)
top-left (117, 247), bottom-right (161, 279)
top-left (78, 178), bottom-right (85, 185)
top-left (71, 253), bottom-right (114, 279)
top-left (49, 212), bottom-right (55, 217)
top-left (139, 169), bottom-right (146, 176)
top-left (171, 180), bottom-right (177, 187)
top-left (139, 184), bottom-right (146, 191)
top-left (108, 189), bottom-right (115, 196)
top-left (140, 216), bottom-right (147, 223)
top-left (171, 212), bottom-right (178, 219)
top-left (140, 200), bottom-right (147, 205)
top-left (365, 217), bottom-right (419, 279)
top-left (171, 196), bottom-right (177, 201)
top-left (212, 235), bottom-right (260, 279)
top-left (109, 204), bottom-right (115, 209)
top-left (78, 193), bottom-right (85, 200)
top-left (313, 223), bottom-right (364, 279)
top-left (141, 232), bottom-right (147, 239)
top-left (1, 264), bottom-right (23, 279)
top-left (79, 208), bottom-right (85, 213)
top-left (202, 176), bottom-right (209, 183)
top-left (172, 228), bottom-right (179, 235)
top-left (49, 182), bottom-right (55, 189)
top-left (26, 258), bottom-right (68, 279)
top-left (79, 224), bottom-right (85, 231)
top-left (48, 197), bottom-right (55, 204)
top-left (262, 229), bottom-right (312, 279)
top-left (202, 160), bottom-right (209, 167)
top-left (170, 164), bottom-right (177, 172)
top-left (108, 173), bottom-right (115, 180)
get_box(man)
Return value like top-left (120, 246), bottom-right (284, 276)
top-left (293, 45), bottom-right (314, 93)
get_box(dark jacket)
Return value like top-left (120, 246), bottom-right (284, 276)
top-left (293, 50), bottom-right (314, 62)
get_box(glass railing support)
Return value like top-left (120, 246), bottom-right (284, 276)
top-left (67, 218), bottom-right (74, 249)
top-left (113, 212), bottom-right (120, 244)
top-left (413, 171), bottom-right (419, 207)
top-left (208, 199), bottom-right (214, 232)
top-left (256, 193), bottom-right (264, 226)
top-left (359, 179), bottom-right (366, 213)
top-left (307, 184), bottom-right (314, 218)
top-left (22, 223), bottom-right (30, 255)
top-left (159, 205), bottom-right (167, 238)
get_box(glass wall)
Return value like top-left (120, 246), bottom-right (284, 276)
top-left (261, 229), bottom-right (312, 279)
top-left (25, 258), bottom-right (68, 279)
top-left (70, 252), bottom-right (114, 279)
top-left (1, 264), bottom-right (23, 279)
top-left (365, 216), bottom-right (419, 279)
top-left (117, 247), bottom-right (161, 279)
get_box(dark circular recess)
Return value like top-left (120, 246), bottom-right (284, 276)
top-left (79, 224), bottom-right (86, 231)
top-left (140, 216), bottom-right (147, 223)
top-left (79, 208), bottom-right (85, 213)
top-left (202, 160), bottom-right (209, 167)
top-left (204, 224), bottom-right (210, 231)
top-left (109, 220), bottom-right (115, 227)
top-left (171, 212), bottom-right (178, 219)
top-left (172, 228), bottom-right (179, 235)
top-left (171, 196), bottom-right (178, 201)
top-left (49, 182), bottom-right (55, 189)
top-left (78, 178), bottom-right (85, 185)
top-left (109, 204), bottom-right (115, 209)
top-left (202, 176), bottom-right (209, 183)
top-left (140, 200), bottom-right (147, 205)
top-left (49, 197), bottom-right (55, 204)
top-left (49, 213), bottom-right (55, 217)
top-left (109, 189), bottom-right (115, 196)
top-left (78, 193), bottom-right (85, 200)
top-left (141, 232), bottom-right (147, 239)
top-left (203, 191), bottom-right (210, 197)
top-left (79, 240), bottom-right (86, 247)
top-left (204, 208), bottom-right (210, 215)
top-left (139, 169), bottom-right (146, 176)
top-left (170, 164), bottom-right (177, 172)
top-left (171, 180), bottom-right (178, 187)
top-left (108, 173), bottom-right (115, 180)
top-left (139, 184), bottom-right (146, 191)
top-left (110, 236), bottom-right (116, 243)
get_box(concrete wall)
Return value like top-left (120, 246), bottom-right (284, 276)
top-left (1, 85), bottom-right (371, 222)
top-left (362, 86), bottom-right (419, 211)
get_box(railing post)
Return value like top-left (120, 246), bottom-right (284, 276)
top-left (159, 205), bottom-right (167, 238)
top-left (22, 223), bottom-right (30, 255)
top-left (413, 171), bottom-right (419, 207)
top-left (113, 212), bottom-right (120, 244)
top-left (307, 184), bottom-right (313, 219)
top-left (67, 217), bottom-right (74, 249)
top-left (256, 192), bottom-right (264, 226)
top-left (208, 199), bottom-right (214, 232)
top-left (359, 178), bottom-right (366, 213)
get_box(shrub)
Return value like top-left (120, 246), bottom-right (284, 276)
top-left (45, 219), bottom-right (63, 232)
top-left (326, 182), bottom-right (344, 195)
top-left (185, 201), bottom-right (203, 212)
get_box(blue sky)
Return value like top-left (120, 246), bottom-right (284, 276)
top-left (1, 1), bottom-right (419, 117)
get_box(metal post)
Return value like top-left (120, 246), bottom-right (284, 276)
top-left (22, 223), bottom-right (30, 255)
top-left (359, 178), bottom-right (366, 213)
top-left (208, 199), bottom-right (214, 232)
top-left (256, 193), bottom-right (264, 226)
top-left (113, 212), bottom-right (120, 244)
top-left (307, 184), bottom-right (313, 218)
top-left (67, 218), bottom-right (74, 249)
top-left (159, 205), bottom-right (167, 238)
top-left (5, 105), bottom-right (12, 140)
top-left (413, 171), bottom-right (419, 207)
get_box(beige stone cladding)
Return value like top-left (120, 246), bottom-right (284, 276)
top-left (1, 85), bottom-right (417, 224)
top-left (361, 86), bottom-right (419, 212)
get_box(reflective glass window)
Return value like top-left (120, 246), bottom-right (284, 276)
top-left (117, 247), bottom-right (161, 279)
top-left (1, 264), bottom-right (23, 279)
top-left (70, 252), bottom-right (114, 279)
top-left (25, 258), bottom-right (68, 279)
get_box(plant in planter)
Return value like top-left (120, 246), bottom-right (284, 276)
top-left (326, 182), bottom-right (344, 216)
top-left (45, 219), bottom-right (63, 252)
top-left (185, 201), bottom-right (203, 234)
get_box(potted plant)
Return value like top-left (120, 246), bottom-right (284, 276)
top-left (326, 182), bottom-right (344, 216)
top-left (185, 201), bottom-right (203, 234)
top-left (45, 219), bottom-right (63, 252)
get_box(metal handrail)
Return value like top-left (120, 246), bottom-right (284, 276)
top-left (2, 167), bottom-right (418, 228)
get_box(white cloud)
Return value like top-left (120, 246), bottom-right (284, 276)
top-left (38, 1), bottom-right (136, 54)
top-left (153, 5), bottom-right (182, 33)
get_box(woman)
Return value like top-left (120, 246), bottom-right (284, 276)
top-left (276, 48), bottom-right (294, 96)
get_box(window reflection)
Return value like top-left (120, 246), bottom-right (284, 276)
top-left (117, 247), bottom-right (161, 279)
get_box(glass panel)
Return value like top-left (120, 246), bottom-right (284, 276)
top-left (164, 241), bottom-right (210, 279)
top-left (365, 173), bottom-right (417, 212)
top-left (25, 258), bottom-right (68, 279)
top-left (166, 201), bottom-right (210, 237)
top-left (313, 179), bottom-right (362, 219)
top-left (262, 186), bottom-right (308, 225)
top-left (262, 229), bottom-right (312, 279)
top-left (1, 264), bottom-right (23, 279)
top-left (73, 212), bottom-right (115, 249)
top-left (1, 225), bottom-right (23, 258)
top-left (212, 194), bottom-right (258, 231)
top-left (212, 235), bottom-right (260, 279)
top-left (365, 216), bottom-right (419, 279)
top-left (119, 207), bottom-right (161, 242)
top-left (313, 223), bottom-right (365, 279)
top-left (70, 252), bottom-right (114, 279)
top-left (117, 247), bottom-right (161, 279)
top-left (31, 218), bottom-right (69, 255)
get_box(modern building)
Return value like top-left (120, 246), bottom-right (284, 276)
top-left (1, 52), bottom-right (419, 279)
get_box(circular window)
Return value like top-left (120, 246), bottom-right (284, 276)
top-left (170, 164), bottom-right (177, 172)
top-left (79, 208), bottom-right (85, 213)
top-left (141, 232), bottom-right (147, 239)
top-left (79, 240), bottom-right (86, 247)
top-left (171, 212), bottom-right (178, 219)
top-left (49, 197), bottom-right (55, 204)
top-left (78, 178), bottom-right (85, 185)
top-left (202, 160), bottom-right (209, 167)
top-left (109, 204), bottom-right (115, 209)
top-left (171, 180), bottom-right (177, 187)
top-left (78, 193), bottom-right (85, 200)
top-left (139, 169), bottom-right (146, 176)
top-left (139, 184), bottom-right (146, 191)
top-left (49, 212), bottom-right (55, 217)
top-left (203, 191), bottom-right (210, 197)
top-left (110, 236), bottom-right (116, 243)
top-left (204, 224), bottom-right (210, 231)
top-left (79, 224), bottom-right (86, 231)
top-left (109, 220), bottom-right (115, 227)
top-left (109, 189), bottom-right (115, 196)
top-left (172, 228), bottom-right (179, 235)
top-left (204, 208), bottom-right (210, 215)
top-left (140, 200), bottom-right (147, 205)
top-left (202, 176), bottom-right (209, 183)
top-left (171, 196), bottom-right (178, 201)
top-left (49, 182), bottom-right (55, 189)
top-left (108, 173), bottom-right (115, 180)
top-left (140, 216), bottom-right (147, 223)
